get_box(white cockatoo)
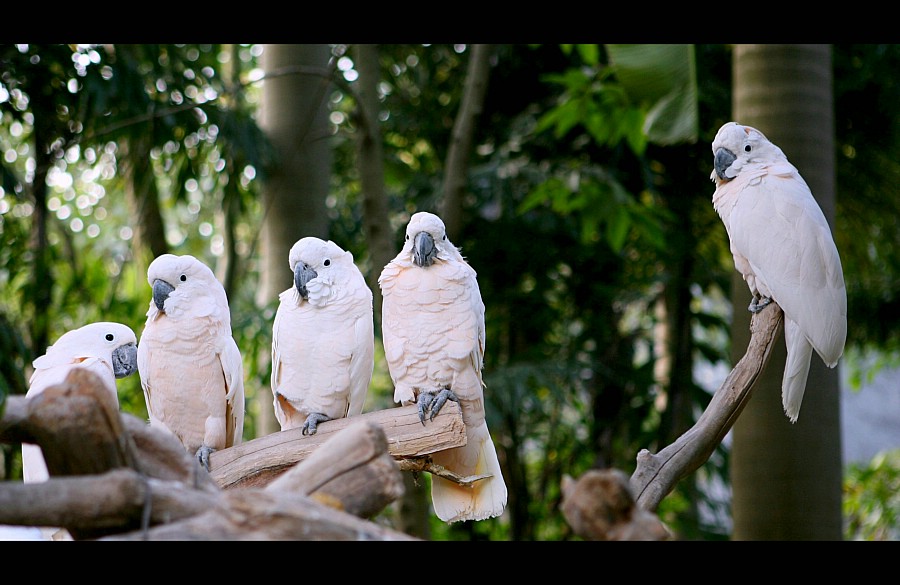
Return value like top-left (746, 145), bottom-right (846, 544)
top-left (271, 237), bottom-right (374, 435)
top-left (710, 121), bottom-right (847, 422)
top-left (137, 253), bottom-right (245, 471)
top-left (379, 211), bottom-right (507, 523)
top-left (10, 321), bottom-right (138, 540)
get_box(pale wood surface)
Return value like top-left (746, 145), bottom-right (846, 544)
top-left (208, 400), bottom-right (467, 489)
top-left (265, 419), bottom-right (406, 518)
top-left (101, 489), bottom-right (417, 541)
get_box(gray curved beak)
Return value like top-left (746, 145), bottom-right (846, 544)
top-left (294, 263), bottom-right (317, 299)
top-left (112, 342), bottom-right (138, 379)
top-left (413, 231), bottom-right (437, 267)
top-left (714, 147), bottom-right (737, 181)
top-left (152, 279), bottom-right (175, 312)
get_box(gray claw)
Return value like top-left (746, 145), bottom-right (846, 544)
top-left (196, 445), bottom-right (215, 472)
top-left (302, 412), bottom-right (330, 436)
top-left (416, 387), bottom-right (458, 424)
top-left (429, 387), bottom-right (458, 421)
top-left (417, 392), bottom-right (434, 425)
top-left (748, 295), bottom-right (773, 314)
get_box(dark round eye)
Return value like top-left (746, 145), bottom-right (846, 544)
top-left (405, 234), bottom-right (409, 241)
top-left (323, 259), bottom-right (331, 267)
top-left (744, 144), bottom-right (751, 152)
top-left (443, 234), bottom-right (447, 240)
top-left (180, 274), bottom-right (187, 282)
top-left (105, 334), bottom-right (114, 341)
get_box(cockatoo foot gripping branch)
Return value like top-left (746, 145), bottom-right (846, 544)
top-left (416, 385), bottom-right (459, 425)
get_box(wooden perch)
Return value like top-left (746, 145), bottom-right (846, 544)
top-left (100, 488), bottom-right (417, 541)
top-left (0, 468), bottom-right (220, 533)
top-left (629, 301), bottom-right (784, 512)
top-left (265, 420), bottom-right (406, 518)
top-left (99, 421), bottom-right (414, 541)
top-left (0, 367), bottom-right (465, 539)
top-left (208, 399), bottom-right (467, 489)
top-left (560, 469), bottom-right (670, 541)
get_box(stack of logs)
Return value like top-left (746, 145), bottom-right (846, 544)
top-left (0, 368), bottom-right (461, 540)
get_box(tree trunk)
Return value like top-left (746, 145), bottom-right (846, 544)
top-left (217, 43), bottom-right (244, 298)
top-left (123, 135), bottom-right (169, 277)
top-left (353, 43), bottom-right (394, 332)
top-left (730, 44), bottom-right (843, 540)
top-left (256, 44), bottom-right (334, 437)
top-left (440, 43), bottom-right (493, 239)
top-left (28, 117), bottom-right (53, 358)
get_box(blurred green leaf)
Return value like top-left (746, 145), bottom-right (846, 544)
top-left (844, 449), bottom-right (900, 540)
top-left (606, 201), bottom-right (631, 252)
top-left (605, 44), bottom-right (698, 145)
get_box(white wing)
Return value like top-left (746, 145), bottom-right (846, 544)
top-left (727, 165), bottom-right (847, 366)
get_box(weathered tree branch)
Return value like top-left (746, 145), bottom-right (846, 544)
top-left (263, 419), bottom-right (406, 518)
top-left (629, 302), bottom-right (784, 511)
top-left (100, 489), bottom-right (417, 541)
top-left (440, 43), bottom-right (493, 237)
top-left (398, 456), bottom-right (492, 486)
top-left (208, 400), bottom-right (467, 489)
top-left (0, 468), bottom-right (219, 533)
top-left (557, 303), bottom-right (784, 539)
top-left (101, 421), bottom-right (416, 541)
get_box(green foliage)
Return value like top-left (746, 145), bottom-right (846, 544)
top-left (1, 42), bottom-right (898, 541)
top-left (844, 449), bottom-right (900, 540)
top-left (833, 44), bottom-right (900, 355)
top-left (537, 66), bottom-right (647, 155)
top-left (605, 44), bottom-right (699, 145)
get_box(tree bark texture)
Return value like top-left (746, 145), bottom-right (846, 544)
top-left (730, 43), bottom-right (843, 541)
top-left (562, 469), bottom-right (670, 541)
top-left (208, 400), bottom-right (466, 489)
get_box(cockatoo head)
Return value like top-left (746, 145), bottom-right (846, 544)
top-left (287, 237), bottom-right (357, 306)
top-left (404, 211), bottom-right (454, 268)
top-left (32, 322), bottom-right (139, 381)
top-left (710, 121), bottom-right (786, 184)
top-left (145, 254), bottom-right (225, 320)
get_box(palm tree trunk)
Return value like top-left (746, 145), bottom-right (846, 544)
top-left (729, 44), bottom-right (843, 540)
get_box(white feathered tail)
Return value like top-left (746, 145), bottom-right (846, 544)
top-left (430, 419), bottom-right (507, 522)
top-left (782, 317), bottom-right (816, 423)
